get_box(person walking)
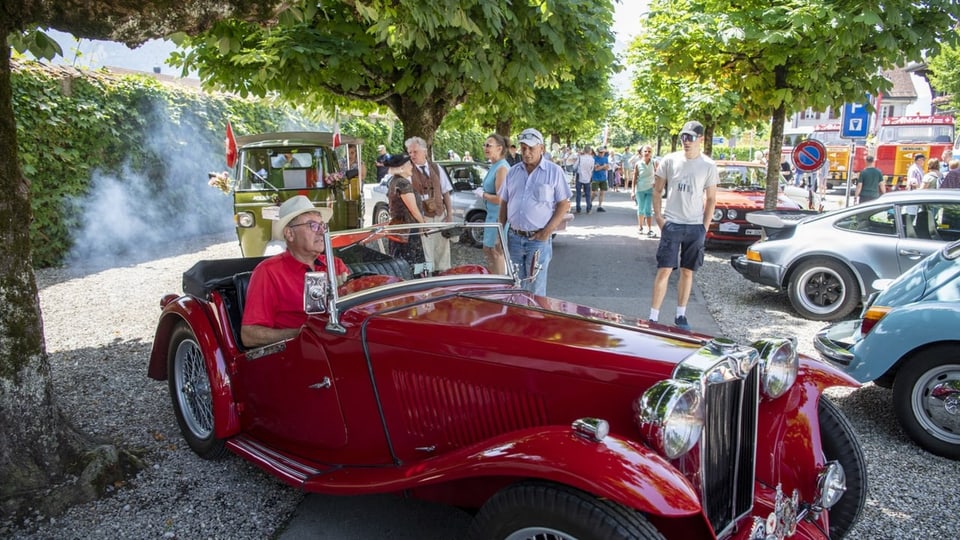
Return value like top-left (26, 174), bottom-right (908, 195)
top-left (634, 145), bottom-right (657, 237)
top-left (592, 147), bottom-right (610, 212)
top-left (854, 155), bottom-right (886, 203)
top-left (648, 121), bottom-right (718, 331)
top-left (374, 144), bottom-right (391, 181)
top-left (498, 128), bottom-right (572, 296)
top-left (475, 133), bottom-right (510, 273)
top-left (907, 153), bottom-right (925, 190)
top-left (921, 158), bottom-right (942, 189)
top-left (407, 137), bottom-right (454, 272)
top-left (625, 147), bottom-right (639, 191)
top-left (573, 146), bottom-right (595, 214)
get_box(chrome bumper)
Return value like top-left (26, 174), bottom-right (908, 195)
top-left (813, 320), bottom-right (861, 366)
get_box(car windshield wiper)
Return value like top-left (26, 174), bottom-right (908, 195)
top-left (243, 164), bottom-right (281, 191)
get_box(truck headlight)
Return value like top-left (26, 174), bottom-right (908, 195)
top-left (753, 338), bottom-right (799, 399)
top-left (236, 211), bottom-right (255, 228)
top-left (635, 380), bottom-right (703, 459)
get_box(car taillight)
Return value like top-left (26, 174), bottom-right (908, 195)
top-left (860, 305), bottom-right (891, 336)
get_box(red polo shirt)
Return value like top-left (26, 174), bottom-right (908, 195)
top-left (242, 251), bottom-right (349, 329)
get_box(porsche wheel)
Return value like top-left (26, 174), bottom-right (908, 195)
top-left (819, 397), bottom-right (867, 538)
top-left (466, 212), bottom-right (486, 247)
top-left (788, 258), bottom-right (859, 321)
top-left (892, 345), bottom-right (960, 460)
top-left (467, 482), bottom-right (665, 540)
top-left (373, 203), bottom-right (390, 225)
top-left (168, 323), bottom-right (227, 459)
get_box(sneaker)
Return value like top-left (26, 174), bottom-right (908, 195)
top-left (597, 207), bottom-right (606, 213)
top-left (648, 230), bottom-right (658, 238)
top-left (674, 316), bottom-right (691, 331)
top-left (586, 209), bottom-right (592, 214)
top-left (575, 208), bottom-right (581, 214)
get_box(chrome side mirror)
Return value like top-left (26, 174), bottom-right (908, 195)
top-left (304, 271), bottom-right (328, 314)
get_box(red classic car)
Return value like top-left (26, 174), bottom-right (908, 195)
top-left (709, 161), bottom-right (819, 247)
top-left (148, 222), bottom-right (866, 539)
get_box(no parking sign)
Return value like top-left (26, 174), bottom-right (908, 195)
top-left (792, 139), bottom-right (827, 172)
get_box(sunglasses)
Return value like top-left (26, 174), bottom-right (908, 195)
top-left (680, 133), bottom-right (698, 143)
top-left (288, 221), bottom-right (327, 233)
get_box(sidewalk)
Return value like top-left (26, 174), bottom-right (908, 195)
top-left (551, 188), bottom-right (721, 335)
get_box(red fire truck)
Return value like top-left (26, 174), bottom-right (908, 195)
top-left (809, 123), bottom-right (868, 187)
top-left (873, 115), bottom-right (955, 189)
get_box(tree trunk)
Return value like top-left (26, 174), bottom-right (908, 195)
top-left (766, 104), bottom-right (788, 209)
top-left (0, 34), bottom-right (93, 519)
top-left (389, 94), bottom-right (453, 156)
top-left (495, 118), bottom-right (511, 141)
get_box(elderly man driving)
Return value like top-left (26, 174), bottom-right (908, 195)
top-left (241, 195), bottom-right (350, 347)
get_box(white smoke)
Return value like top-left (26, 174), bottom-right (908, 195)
top-left (66, 102), bottom-right (234, 266)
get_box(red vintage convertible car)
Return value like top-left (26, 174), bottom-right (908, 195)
top-left (148, 222), bottom-right (866, 539)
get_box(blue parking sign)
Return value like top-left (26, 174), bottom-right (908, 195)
top-left (840, 101), bottom-right (870, 139)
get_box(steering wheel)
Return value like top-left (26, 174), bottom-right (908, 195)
top-left (344, 271), bottom-right (379, 284)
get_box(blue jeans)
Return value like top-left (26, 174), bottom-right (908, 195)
top-left (575, 182), bottom-right (592, 212)
top-left (508, 232), bottom-right (552, 296)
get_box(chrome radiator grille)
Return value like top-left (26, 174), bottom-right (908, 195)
top-left (702, 364), bottom-right (759, 535)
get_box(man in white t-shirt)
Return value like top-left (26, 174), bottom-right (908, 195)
top-left (573, 146), bottom-right (596, 214)
top-left (648, 120), bottom-right (719, 331)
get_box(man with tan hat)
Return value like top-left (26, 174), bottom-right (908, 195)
top-left (241, 195), bottom-right (350, 347)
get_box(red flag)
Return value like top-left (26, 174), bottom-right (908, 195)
top-left (225, 121), bottom-right (238, 168)
top-left (332, 117), bottom-right (341, 150)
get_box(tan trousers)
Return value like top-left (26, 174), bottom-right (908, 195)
top-left (422, 214), bottom-right (451, 272)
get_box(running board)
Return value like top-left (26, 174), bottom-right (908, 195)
top-left (227, 435), bottom-right (338, 487)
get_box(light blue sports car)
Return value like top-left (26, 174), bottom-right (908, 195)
top-left (815, 239), bottom-right (960, 459)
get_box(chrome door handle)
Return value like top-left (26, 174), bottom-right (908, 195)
top-left (309, 377), bottom-right (331, 389)
top-left (899, 249), bottom-right (921, 258)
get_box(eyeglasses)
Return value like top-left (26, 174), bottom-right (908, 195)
top-left (680, 133), bottom-right (697, 143)
top-left (288, 221), bottom-right (327, 233)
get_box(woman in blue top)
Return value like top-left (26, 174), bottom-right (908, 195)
top-left (479, 133), bottom-right (510, 274)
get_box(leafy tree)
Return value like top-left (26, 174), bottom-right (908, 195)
top-left (639, 0), bottom-right (960, 207)
top-left (0, 0), bottom-right (288, 518)
top-left (928, 37), bottom-right (960, 114)
top-left (169, 0), bottom-right (617, 149)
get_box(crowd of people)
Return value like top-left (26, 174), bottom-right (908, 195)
top-left (241, 120), bottom-right (960, 347)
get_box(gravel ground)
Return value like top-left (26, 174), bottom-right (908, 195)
top-left (4, 232), bottom-right (957, 538)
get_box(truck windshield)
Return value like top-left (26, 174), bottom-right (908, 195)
top-left (877, 125), bottom-right (955, 144)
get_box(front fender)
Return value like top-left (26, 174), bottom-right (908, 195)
top-left (848, 302), bottom-right (960, 382)
top-left (756, 356), bottom-right (859, 501)
top-left (147, 293), bottom-right (241, 439)
top-left (305, 426), bottom-right (704, 520)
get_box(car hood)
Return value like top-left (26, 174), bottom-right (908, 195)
top-left (716, 190), bottom-right (798, 210)
top-left (349, 289), bottom-right (701, 378)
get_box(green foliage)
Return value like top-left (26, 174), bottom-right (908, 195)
top-left (632, 0), bottom-right (960, 207)
top-left (929, 36), bottom-right (960, 113)
top-left (169, 0), bottom-right (617, 145)
top-left (11, 61), bottom-right (300, 266)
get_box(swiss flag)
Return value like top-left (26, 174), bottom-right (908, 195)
top-left (225, 121), bottom-right (238, 168)
top-left (332, 117), bottom-right (341, 150)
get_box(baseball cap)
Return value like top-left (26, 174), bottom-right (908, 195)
top-left (517, 128), bottom-right (544, 147)
top-left (679, 121), bottom-right (705, 138)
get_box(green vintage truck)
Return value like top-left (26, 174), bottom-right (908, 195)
top-left (221, 131), bottom-right (364, 257)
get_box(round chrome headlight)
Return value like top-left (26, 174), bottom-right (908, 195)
top-left (816, 460), bottom-right (846, 509)
top-left (635, 380), bottom-right (703, 459)
top-left (236, 211), bottom-right (255, 228)
top-left (726, 208), bottom-right (739, 220)
top-left (753, 338), bottom-right (799, 399)
top-left (713, 208), bottom-right (724, 221)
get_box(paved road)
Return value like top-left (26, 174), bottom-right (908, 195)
top-left (278, 189), bottom-right (720, 538)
